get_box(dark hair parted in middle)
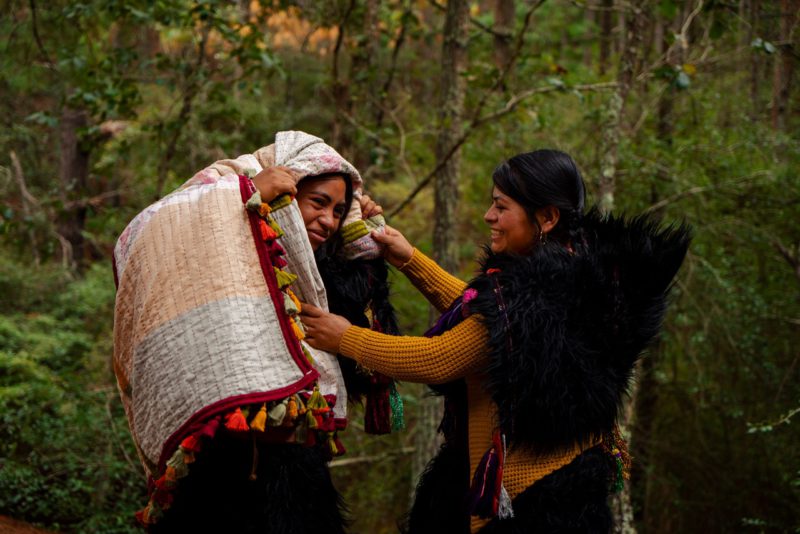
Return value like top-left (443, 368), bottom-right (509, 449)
top-left (492, 149), bottom-right (586, 245)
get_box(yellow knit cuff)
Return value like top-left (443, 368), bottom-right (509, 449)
top-left (397, 247), bottom-right (420, 272)
top-left (339, 325), bottom-right (368, 361)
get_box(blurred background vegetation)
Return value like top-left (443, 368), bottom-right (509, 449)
top-left (1, 0), bottom-right (798, 532)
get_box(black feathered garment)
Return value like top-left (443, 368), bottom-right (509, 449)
top-left (405, 209), bottom-right (691, 534)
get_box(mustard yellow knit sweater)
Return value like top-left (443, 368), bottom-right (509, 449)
top-left (339, 249), bottom-right (586, 532)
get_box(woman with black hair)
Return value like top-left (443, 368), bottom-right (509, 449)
top-left (301, 149), bottom-right (691, 533)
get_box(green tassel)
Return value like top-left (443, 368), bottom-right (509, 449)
top-left (269, 193), bottom-right (293, 211)
top-left (246, 190), bottom-right (262, 212)
top-left (283, 291), bottom-right (299, 315)
top-left (273, 267), bottom-right (298, 289)
top-left (389, 381), bottom-right (405, 431)
top-left (166, 448), bottom-right (189, 479)
top-left (301, 345), bottom-right (315, 365)
top-left (268, 399), bottom-right (288, 426)
top-left (364, 214), bottom-right (386, 232)
top-left (614, 453), bottom-right (625, 493)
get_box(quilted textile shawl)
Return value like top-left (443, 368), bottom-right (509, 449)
top-left (112, 131), bottom-right (384, 496)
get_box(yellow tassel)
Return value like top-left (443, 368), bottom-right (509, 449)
top-left (250, 403), bottom-right (267, 432)
top-left (306, 410), bottom-right (318, 429)
top-left (273, 267), bottom-right (297, 289)
top-left (327, 433), bottom-right (338, 455)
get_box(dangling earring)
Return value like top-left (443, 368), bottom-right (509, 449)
top-left (539, 228), bottom-right (547, 246)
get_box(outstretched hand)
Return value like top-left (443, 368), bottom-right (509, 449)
top-left (252, 166), bottom-right (297, 202)
top-left (371, 225), bottom-right (414, 268)
top-left (300, 303), bottom-right (352, 354)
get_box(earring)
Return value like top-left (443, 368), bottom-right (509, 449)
top-left (539, 229), bottom-right (547, 246)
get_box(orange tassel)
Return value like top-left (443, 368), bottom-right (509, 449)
top-left (290, 317), bottom-right (305, 340)
top-left (164, 466), bottom-right (177, 483)
top-left (286, 289), bottom-right (302, 312)
top-left (259, 219), bottom-right (278, 241)
top-left (224, 407), bottom-right (250, 432)
top-left (258, 203), bottom-right (271, 217)
top-left (284, 396), bottom-right (299, 424)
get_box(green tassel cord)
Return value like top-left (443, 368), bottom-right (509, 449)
top-left (389, 381), bottom-right (405, 431)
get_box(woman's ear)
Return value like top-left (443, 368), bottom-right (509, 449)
top-left (536, 205), bottom-right (560, 234)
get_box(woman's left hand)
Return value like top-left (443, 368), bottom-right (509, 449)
top-left (359, 194), bottom-right (383, 219)
top-left (300, 303), bottom-right (352, 354)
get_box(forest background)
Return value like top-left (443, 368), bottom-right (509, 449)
top-left (1, 0), bottom-right (798, 532)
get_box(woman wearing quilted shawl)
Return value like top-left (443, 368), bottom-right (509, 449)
top-left (302, 149), bottom-right (691, 533)
top-left (113, 131), bottom-right (401, 533)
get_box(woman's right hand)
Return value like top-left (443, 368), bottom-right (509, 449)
top-left (252, 166), bottom-right (297, 202)
top-left (372, 225), bottom-right (414, 268)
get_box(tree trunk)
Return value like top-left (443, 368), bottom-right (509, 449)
top-left (58, 107), bottom-right (90, 271)
top-left (411, 0), bottom-right (469, 503)
top-left (493, 0), bottom-right (515, 87)
top-left (603, 5), bottom-right (648, 531)
top-left (330, 0), bottom-right (356, 161)
top-left (432, 0), bottom-right (469, 275)
top-left (583, 2), bottom-right (596, 68)
top-left (599, 0), bottom-right (614, 75)
top-left (749, 0), bottom-right (761, 118)
top-left (771, 0), bottom-right (796, 130)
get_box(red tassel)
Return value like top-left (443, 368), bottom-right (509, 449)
top-left (180, 434), bottom-right (201, 453)
top-left (365, 373), bottom-right (392, 435)
top-left (198, 416), bottom-right (221, 439)
top-left (224, 407), bottom-right (250, 432)
top-left (333, 435), bottom-right (346, 456)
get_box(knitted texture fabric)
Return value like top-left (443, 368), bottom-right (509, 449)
top-left (338, 249), bottom-right (582, 533)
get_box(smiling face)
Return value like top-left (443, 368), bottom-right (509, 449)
top-left (483, 186), bottom-right (539, 254)
top-left (296, 175), bottom-right (349, 251)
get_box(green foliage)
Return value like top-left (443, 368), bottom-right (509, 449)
top-left (0, 256), bottom-right (145, 532)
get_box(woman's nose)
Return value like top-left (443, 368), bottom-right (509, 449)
top-left (484, 207), bottom-right (495, 223)
top-left (318, 209), bottom-right (334, 231)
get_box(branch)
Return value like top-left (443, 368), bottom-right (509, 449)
top-left (387, 1), bottom-right (554, 218)
top-left (387, 81), bottom-right (618, 218)
top-left (328, 446), bottom-right (414, 468)
top-left (747, 406), bottom-right (800, 434)
top-left (28, 0), bottom-right (56, 69)
top-left (63, 189), bottom-right (131, 210)
top-left (641, 171), bottom-right (775, 215)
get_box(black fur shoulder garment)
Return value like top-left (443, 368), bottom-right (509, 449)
top-left (406, 209), bottom-right (691, 534)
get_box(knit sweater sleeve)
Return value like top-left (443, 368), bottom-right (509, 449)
top-left (399, 248), bottom-right (468, 313)
top-left (338, 315), bottom-right (489, 384)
